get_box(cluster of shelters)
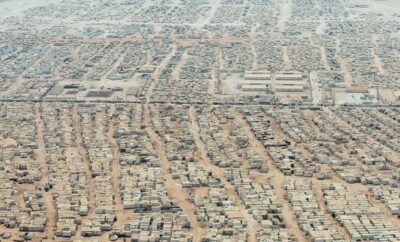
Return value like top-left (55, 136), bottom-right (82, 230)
top-left (0, 102), bottom-right (398, 241)
top-left (0, 103), bottom-right (48, 241)
top-left (371, 186), bottom-right (400, 217)
top-left (323, 184), bottom-right (400, 241)
top-left (151, 44), bottom-right (213, 104)
top-left (225, 169), bottom-right (293, 241)
top-left (113, 104), bottom-right (193, 241)
top-left (0, 0), bottom-right (400, 106)
top-left (285, 178), bottom-right (344, 241)
top-left (41, 104), bottom-right (89, 238)
top-left (150, 104), bottom-right (250, 240)
top-left (146, 104), bottom-right (311, 241)
top-left (78, 105), bottom-right (116, 237)
top-left (239, 107), bottom-right (320, 176)
top-left (221, 43), bottom-right (253, 71)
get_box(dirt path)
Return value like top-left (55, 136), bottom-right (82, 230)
top-left (278, 0), bottom-right (292, 32)
top-left (371, 47), bottom-right (386, 75)
top-left (100, 51), bottom-right (125, 82)
top-left (107, 105), bottom-right (131, 229)
top-left (188, 106), bottom-right (258, 242)
top-left (72, 46), bottom-right (80, 61)
top-left (301, 110), bottom-right (330, 140)
top-left (145, 44), bottom-right (177, 104)
top-left (251, 31), bottom-right (258, 70)
top-left (171, 49), bottom-right (187, 80)
top-left (143, 105), bottom-right (206, 242)
top-left (216, 48), bottom-right (223, 94)
top-left (371, 35), bottom-right (387, 75)
top-left (72, 104), bottom-right (95, 220)
top-left (2, 47), bottom-right (52, 98)
top-left (325, 107), bottom-right (398, 161)
top-left (231, 108), bottom-right (310, 242)
top-left (193, 0), bottom-right (220, 29)
top-left (332, 179), bottom-right (400, 231)
top-left (366, 192), bottom-right (400, 231)
top-left (309, 71), bottom-right (324, 105)
top-left (319, 46), bottom-right (330, 71)
top-left (331, 179), bottom-right (400, 231)
top-left (335, 37), bottom-right (352, 86)
top-left (307, 108), bottom-right (400, 231)
top-left (34, 104), bottom-right (57, 239)
top-left (311, 178), bottom-right (350, 240)
top-left (282, 46), bottom-right (291, 69)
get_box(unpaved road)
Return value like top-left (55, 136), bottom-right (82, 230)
top-left (144, 105), bottom-right (206, 242)
top-left (189, 106), bottom-right (258, 242)
top-left (231, 107), bottom-right (310, 242)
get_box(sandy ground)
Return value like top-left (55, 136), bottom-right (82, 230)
top-left (335, 38), bottom-right (353, 87)
top-left (321, 109), bottom-right (400, 230)
top-left (278, 0), bottom-right (292, 32)
top-left (100, 50), bottom-right (125, 82)
top-left (371, 36), bottom-right (387, 75)
top-left (246, 107), bottom-right (400, 239)
top-left (0, 0), bottom-right (399, 240)
top-left (193, 0), bottom-right (220, 29)
top-left (188, 106), bottom-right (258, 242)
top-left (311, 178), bottom-right (351, 239)
top-left (171, 48), bottom-right (188, 80)
top-left (282, 46), bottom-right (291, 70)
top-left (309, 71), bottom-right (323, 105)
top-left (325, 107), bottom-right (399, 162)
top-left (35, 104), bottom-right (57, 240)
top-left (72, 104), bottom-right (96, 223)
top-left (316, 17), bottom-right (327, 35)
top-left (231, 108), bottom-right (310, 242)
top-left (145, 44), bottom-right (177, 104)
top-left (2, 47), bottom-right (53, 99)
top-left (144, 105), bottom-right (206, 242)
top-left (1, 137), bottom-right (17, 147)
top-left (107, 104), bottom-right (132, 230)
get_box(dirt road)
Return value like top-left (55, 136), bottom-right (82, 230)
top-left (231, 107), bottom-right (310, 242)
top-left (144, 105), bottom-right (206, 242)
top-left (188, 106), bottom-right (258, 242)
top-left (34, 104), bottom-right (57, 239)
